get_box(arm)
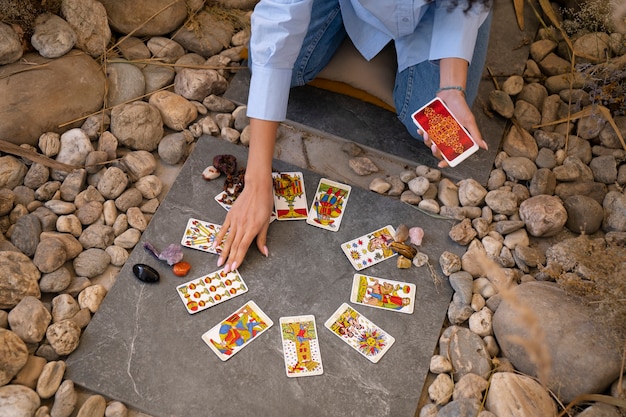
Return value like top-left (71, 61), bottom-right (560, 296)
top-left (215, 0), bottom-right (313, 271)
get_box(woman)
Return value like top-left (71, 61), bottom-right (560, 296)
top-left (216, 0), bottom-right (493, 272)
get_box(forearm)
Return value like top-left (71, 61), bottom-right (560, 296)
top-left (438, 57), bottom-right (468, 91)
top-left (244, 118), bottom-right (278, 188)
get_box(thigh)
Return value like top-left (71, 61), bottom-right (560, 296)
top-left (393, 10), bottom-right (493, 139)
top-left (291, 0), bottom-right (347, 87)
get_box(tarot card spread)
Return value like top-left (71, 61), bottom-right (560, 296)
top-left (202, 301), bottom-right (273, 361)
top-left (341, 225), bottom-right (397, 271)
top-left (176, 268), bottom-right (248, 314)
top-left (272, 172), bottom-right (308, 220)
top-left (324, 303), bottom-right (394, 363)
top-left (181, 218), bottom-right (225, 254)
top-left (306, 178), bottom-right (351, 232)
top-left (350, 274), bottom-right (416, 314)
top-left (280, 315), bottom-right (323, 377)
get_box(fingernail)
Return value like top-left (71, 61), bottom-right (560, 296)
top-left (230, 261), bottom-right (238, 271)
top-left (217, 256), bottom-right (224, 267)
top-left (263, 246), bottom-right (269, 257)
top-left (223, 264), bottom-right (231, 273)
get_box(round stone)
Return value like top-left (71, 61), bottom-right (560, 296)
top-left (133, 263), bottom-right (160, 283)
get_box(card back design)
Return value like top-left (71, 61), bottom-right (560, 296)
top-left (272, 172), bottom-right (308, 220)
top-left (324, 303), bottom-right (394, 363)
top-left (411, 97), bottom-right (478, 167)
top-left (306, 178), bottom-right (351, 232)
top-left (176, 268), bottom-right (248, 314)
top-left (180, 218), bottom-right (225, 254)
top-left (279, 315), bottom-right (323, 377)
top-left (350, 274), bottom-right (416, 314)
top-left (202, 301), bottom-right (273, 361)
top-left (341, 225), bottom-right (397, 270)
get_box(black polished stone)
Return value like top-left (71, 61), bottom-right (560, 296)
top-left (132, 263), bottom-right (160, 283)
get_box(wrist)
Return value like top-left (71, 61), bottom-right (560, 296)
top-left (436, 86), bottom-right (466, 96)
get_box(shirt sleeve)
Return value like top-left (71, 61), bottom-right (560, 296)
top-left (429, 0), bottom-right (491, 64)
top-left (247, 0), bottom-right (314, 121)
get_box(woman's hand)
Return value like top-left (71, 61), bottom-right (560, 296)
top-left (214, 118), bottom-right (278, 272)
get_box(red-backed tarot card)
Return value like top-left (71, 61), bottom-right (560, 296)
top-left (411, 97), bottom-right (479, 167)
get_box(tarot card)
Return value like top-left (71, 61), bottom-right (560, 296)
top-left (341, 225), bottom-right (397, 271)
top-left (411, 97), bottom-right (479, 167)
top-left (202, 301), bottom-right (273, 361)
top-left (176, 268), bottom-right (248, 314)
top-left (306, 178), bottom-right (351, 232)
top-left (180, 218), bottom-right (225, 254)
top-left (324, 303), bottom-right (394, 363)
top-left (350, 274), bottom-right (416, 314)
top-left (279, 315), bottom-right (324, 377)
top-left (272, 171), bottom-right (308, 220)
top-left (214, 188), bottom-right (236, 211)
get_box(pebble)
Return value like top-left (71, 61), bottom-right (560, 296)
top-left (36, 360), bottom-right (66, 399)
top-left (0, 384), bottom-right (40, 417)
top-left (133, 263), bottom-right (160, 283)
top-left (349, 157), bottom-right (379, 175)
top-left (50, 379), bottom-right (77, 417)
top-left (8, 296), bottom-right (51, 343)
top-left (369, 177), bottom-right (391, 194)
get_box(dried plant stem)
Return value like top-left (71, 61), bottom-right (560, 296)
top-left (0, 139), bottom-right (77, 172)
top-left (105, 58), bottom-right (244, 71)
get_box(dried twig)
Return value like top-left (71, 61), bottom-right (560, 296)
top-left (0, 139), bottom-right (78, 172)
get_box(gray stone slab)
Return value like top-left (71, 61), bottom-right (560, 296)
top-left (66, 136), bottom-right (464, 417)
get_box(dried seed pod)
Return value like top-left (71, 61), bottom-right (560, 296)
top-left (390, 241), bottom-right (418, 260)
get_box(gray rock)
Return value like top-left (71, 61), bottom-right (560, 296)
top-left (0, 328), bottom-right (29, 385)
top-left (0, 384), bottom-right (40, 417)
top-left (485, 372), bottom-right (555, 417)
top-left (576, 403), bottom-right (623, 417)
top-left (110, 101), bottom-right (164, 151)
top-left (104, 401), bottom-right (128, 417)
top-left (31, 14), bottom-right (77, 58)
top-left (501, 156), bottom-right (537, 181)
top-left (457, 178), bottom-right (487, 207)
top-left (599, 115), bottom-right (626, 149)
top-left (449, 271), bottom-right (474, 305)
top-left (134, 175), bottom-right (162, 200)
top-left (79, 224), bottom-right (115, 250)
top-left (24, 163), bottom-right (51, 190)
top-left (13, 186), bottom-right (35, 210)
top-left (400, 190), bottom-right (422, 205)
top-left (544, 71), bottom-right (587, 94)
top-left (147, 37), bottom-right (185, 63)
top-left (577, 111), bottom-right (607, 140)
top-left (603, 191), bottom-right (626, 232)
top-left (408, 176), bottom-right (430, 196)
top-left (36, 181), bottom-right (62, 202)
top-left (529, 39), bottom-right (557, 62)
top-left (539, 94), bottom-right (563, 132)
top-left (563, 195), bottom-right (604, 234)
top-left (589, 155), bottom-right (617, 184)
top-left (439, 326), bottom-right (492, 381)
top-left (555, 181), bottom-right (607, 205)
top-left (172, 10), bottom-right (234, 57)
top-left (502, 125), bottom-right (538, 160)
top-left (439, 251), bottom-right (462, 276)
top-left (98, 132), bottom-right (118, 160)
top-left (488, 90), bottom-right (514, 119)
top-left (484, 190), bottom-right (518, 215)
top-left (428, 373), bottom-right (454, 405)
top-left (41, 232), bottom-right (83, 260)
top-left (449, 218), bottom-right (477, 246)
top-left (501, 75), bottom-right (524, 95)
top-left (448, 299), bottom-right (474, 324)
top-left (573, 32), bottom-right (612, 63)
top-left (11, 214), bottom-right (42, 257)
top-left (40, 267), bottom-right (72, 293)
top-left (534, 148), bottom-right (556, 169)
top-left (566, 135), bottom-right (593, 164)
top-left (8, 296), bottom-right (51, 343)
top-left (75, 201), bottom-right (103, 226)
top-left (105, 62), bottom-right (146, 107)
top-left (33, 237), bottom-right (67, 273)
top-left (493, 281), bottom-right (623, 403)
top-left (158, 132), bottom-right (189, 165)
top-left (73, 248), bottom-right (111, 278)
top-left (453, 374), bottom-right (488, 401)
top-left (519, 194), bottom-right (567, 237)
top-left (113, 228), bottom-right (142, 249)
top-left (534, 129), bottom-right (565, 151)
top-left (174, 68), bottom-right (228, 101)
top-left (115, 188), bottom-right (143, 212)
top-left (143, 64), bottom-right (176, 94)
top-left (538, 52), bottom-right (571, 76)
top-left (369, 177), bottom-right (391, 194)
top-left (106, 245), bottom-right (129, 267)
top-left (386, 175), bottom-right (405, 196)
top-left (97, 167), bottom-right (129, 200)
top-left (50, 379), bottom-right (77, 417)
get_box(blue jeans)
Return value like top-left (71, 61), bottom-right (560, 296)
top-left (291, 0), bottom-right (493, 140)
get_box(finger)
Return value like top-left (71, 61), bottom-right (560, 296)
top-left (255, 220), bottom-right (271, 257)
top-left (225, 229), bottom-right (255, 273)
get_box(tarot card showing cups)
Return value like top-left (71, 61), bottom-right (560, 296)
top-left (202, 301), bottom-right (273, 361)
top-left (181, 218), bottom-right (225, 255)
top-left (324, 303), bottom-right (394, 363)
top-left (350, 274), bottom-right (416, 314)
top-left (341, 225), bottom-right (397, 271)
top-left (176, 268), bottom-right (248, 314)
top-left (215, 189), bottom-right (278, 223)
top-left (279, 315), bottom-right (324, 377)
top-left (306, 178), bottom-right (351, 232)
top-left (272, 171), bottom-right (308, 221)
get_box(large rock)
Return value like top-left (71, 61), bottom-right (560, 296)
top-left (0, 384), bottom-right (40, 417)
top-left (110, 101), bottom-right (164, 151)
top-left (60, 0), bottom-right (111, 58)
top-left (99, 0), bottom-right (204, 36)
top-left (0, 51), bottom-right (105, 146)
top-left (485, 372), bottom-right (556, 417)
top-left (492, 281), bottom-right (623, 403)
top-left (172, 10), bottom-right (235, 57)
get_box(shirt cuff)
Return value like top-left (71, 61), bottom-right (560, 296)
top-left (429, 6), bottom-right (488, 64)
top-left (246, 65), bottom-right (292, 121)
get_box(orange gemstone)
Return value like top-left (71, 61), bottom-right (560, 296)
top-left (172, 261), bottom-right (191, 277)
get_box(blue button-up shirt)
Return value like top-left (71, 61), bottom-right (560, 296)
top-left (247, 0), bottom-right (491, 121)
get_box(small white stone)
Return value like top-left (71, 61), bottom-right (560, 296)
top-left (428, 373), bottom-right (454, 405)
top-left (202, 166), bottom-right (221, 180)
top-left (469, 307), bottom-right (493, 337)
top-left (430, 355), bottom-right (453, 374)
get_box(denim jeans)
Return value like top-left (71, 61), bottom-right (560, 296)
top-left (290, 0), bottom-right (493, 140)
